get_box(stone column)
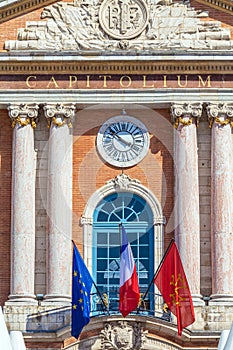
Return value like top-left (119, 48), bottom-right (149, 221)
top-left (43, 103), bottom-right (75, 303)
top-left (206, 103), bottom-right (233, 303)
top-left (171, 102), bottom-right (203, 304)
top-left (7, 103), bottom-right (39, 303)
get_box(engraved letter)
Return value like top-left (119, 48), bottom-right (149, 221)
top-left (120, 75), bottom-right (132, 88)
top-left (99, 75), bottom-right (112, 88)
top-left (143, 75), bottom-right (154, 88)
top-left (69, 75), bottom-right (78, 88)
top-left (163, 75), bottom-right (167, 88)
top-left (26, 75), bottom-right (37, 88)
top-left (47, 76), bottom-right (59, 88)
top-left (177, 75), bottom-right (188, 88)
top-left (198, 75), bottom-right (211, 88)
top-left (86, 75), bottom-right (90, 88)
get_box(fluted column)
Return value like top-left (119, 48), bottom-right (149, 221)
top-left (171, 102), bottom-right (203, 304)
top-left (7, 103), bottom-right (39, 303)
top-left (43, 103), bottom-right (75, 303)
top-left (206, 103), bottom-right (233, 303)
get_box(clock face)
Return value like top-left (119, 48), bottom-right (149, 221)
top-left (96, 115), bottom-right (150, 168)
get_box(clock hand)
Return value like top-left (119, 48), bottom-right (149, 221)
top-left (108, 129), bottom-right (131, 146)
top-left (114, 134), bottom-right (132, 147)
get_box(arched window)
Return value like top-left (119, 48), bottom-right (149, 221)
top-left (93, 192), bottom-right (154, 312)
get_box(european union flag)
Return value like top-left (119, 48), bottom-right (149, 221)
top-left (72, 242), bottom-right (94, 339)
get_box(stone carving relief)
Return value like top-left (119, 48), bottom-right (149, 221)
top-left (100, 321), bottom-right (146, 350)
top-left (99, 0), bottom-right (148, 39)
top-left (4, 0), bottom-right (233, 51)
top-left (107, 173), bottom-right (141, 190)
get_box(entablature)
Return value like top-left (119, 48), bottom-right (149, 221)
top-left (1, 53), bottom-right (233, 74)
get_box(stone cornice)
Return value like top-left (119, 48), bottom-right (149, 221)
top-left (1, 59), bottom-right (233, 74)
top-left (0, 0), bottom-right (57, 24)
top-left (195, 0), bottom-right (233, 16)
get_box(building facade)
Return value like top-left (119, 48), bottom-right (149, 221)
top-left (0, 0), bottom-right (233, 348)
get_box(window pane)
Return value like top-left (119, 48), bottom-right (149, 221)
top-left (109, 246), bottom-right (120, 258)
top-left (109, 233), bottom-right (119, 245)
top-left (139, 246), bottom-right (149, 257)
top-left (97, 212), bottom-right (108, 221)
top-left (139, 259), bottom-right (149, 270)
top-left (97, 273), bottom-right (105, 284)
top-left (131, 246), bottom-right (138, 258)
top-left (127, 213), bottom-right (137, 221)
top-left (97, 248), bottom-right (107, 258)
top-left (97, 233), bottom-right (107, 244)
top-left (97, 259), bottom-right (107, 271)
top-left (109, 213), bottom-right (120, 221)
top-left (139, 232), bottom-right (148, 244)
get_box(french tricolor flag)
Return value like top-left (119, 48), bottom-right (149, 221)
top-left (119, 225), bottom-right (140, 317)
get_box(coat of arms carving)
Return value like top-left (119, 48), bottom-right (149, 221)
top-left (100, 321), bottom-right (145, 350)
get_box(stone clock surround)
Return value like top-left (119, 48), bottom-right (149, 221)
top-left (96, 114), bottom-right (150, 168)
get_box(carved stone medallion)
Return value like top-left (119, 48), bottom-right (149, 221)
top-left (99, 0), bottom-right (148, 39)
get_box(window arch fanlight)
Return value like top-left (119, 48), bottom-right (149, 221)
top-left (81, 173), bottom-right (165, 314)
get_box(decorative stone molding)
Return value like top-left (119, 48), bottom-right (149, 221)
top-left (100, 321), bottom-right (146, 350)
top-left (4, 0), bottom-right (233, 52)
top-left (196, 0), bottom-right (233, 16)
top-left (206, 103), bottom-right (233, 128)
top-left (0, 0), bottom-right (57, 24)
top-left (43, 103), bottom-right (76, 128)
top-left (154, 216), bottom-right (166, 225)
top-left (1, 62), bottom-right (233, 74)
top-left (8, 103), bottom-right (39, 128)
top-left (107, 173), bottom-right (141, 191)
top-left (80, 216), bottom-right (93, 226)
top-left (171, 102), bottom-right (203, 128)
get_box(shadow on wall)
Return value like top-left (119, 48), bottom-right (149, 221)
top-left (26, 306), bottom-right (71, 333)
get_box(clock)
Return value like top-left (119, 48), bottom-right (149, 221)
top-left (96, 115), bottom-right (150, 168)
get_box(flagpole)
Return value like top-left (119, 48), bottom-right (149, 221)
top-left (119, 222), bottom-right (122, 251)
top-left (118, 222), bottom-right (122, 311)
top-left (72, 240), bottom-right (109, 314)
top-left (142, 239), bottom-right (174, 301)
top-left (92, 280), bottom-right (109, 314)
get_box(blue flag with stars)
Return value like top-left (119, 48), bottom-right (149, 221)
top-left (72, 242), bottom-right (94, 339)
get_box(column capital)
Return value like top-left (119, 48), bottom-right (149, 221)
top-left (43, 103), bottom-right (76, 128)
top-left (206, 103), bottom-right (233, 128)
top-left (171, 102), bottom-right (203, 129)
top-left (8, 103), bottom-right (39, 129)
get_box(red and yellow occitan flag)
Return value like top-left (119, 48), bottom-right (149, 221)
top-left (154, 241), bottom-right (195, 336)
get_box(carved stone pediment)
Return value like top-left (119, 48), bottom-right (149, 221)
top-left (4, 0), bottom-right (233, 52)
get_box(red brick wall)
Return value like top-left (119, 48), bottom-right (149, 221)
top-left (0, 110), bottom-right (12, 305)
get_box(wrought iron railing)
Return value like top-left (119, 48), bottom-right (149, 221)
top-left (90, 291), bottom-right (172, 322)
top-left (26, 292), bottom-right (172, 333)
